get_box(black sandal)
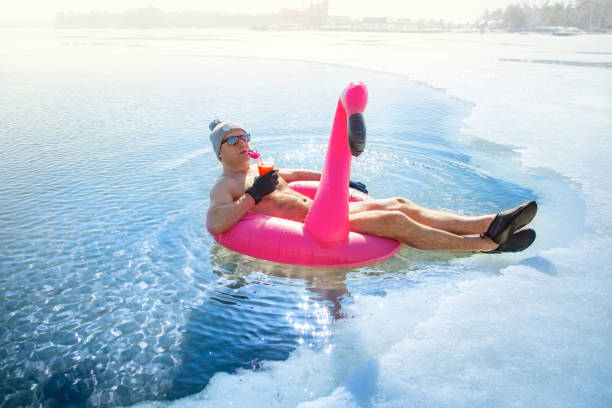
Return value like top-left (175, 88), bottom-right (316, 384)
top-left (485, 229), bottom-right (536, 253)
top-left (481, 201), bottom-right (538, 245)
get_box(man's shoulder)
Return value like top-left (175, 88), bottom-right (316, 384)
top-left (210, 169), bottom-right (254, 199)
top-left (211, 174), bottom-right (238, 193)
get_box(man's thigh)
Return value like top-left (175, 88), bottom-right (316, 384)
top-left (349, 199), bottom-right (382, 215)
top-left (348, 209), bottom-right (409, 240)
top-left (348, 197), bottom-right (400, 215)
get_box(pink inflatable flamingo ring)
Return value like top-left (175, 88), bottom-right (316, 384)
top-left (211, 81), bottom-right (402, 267)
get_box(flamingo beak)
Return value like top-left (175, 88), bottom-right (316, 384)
top-left (348, 113), bottom-right (366, 157)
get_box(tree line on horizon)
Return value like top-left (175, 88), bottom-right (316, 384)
top-left (481, 0), bottom-right (612, 31)
top-left (53, 1), bottom-right (612, 31)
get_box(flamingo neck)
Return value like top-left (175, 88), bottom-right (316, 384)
top-left (303, 99), bottom-right (351, 247)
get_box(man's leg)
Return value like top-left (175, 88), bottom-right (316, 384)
top-left (349, 197), bottom-right (494, 236)
top-left (349, 210), bottom-right (498, 251)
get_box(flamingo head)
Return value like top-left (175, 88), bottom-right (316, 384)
top-left (341, 81), bottom-right (368, 157)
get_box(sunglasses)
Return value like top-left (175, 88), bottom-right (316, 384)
top-left (221, 133), bottom-right (251, 146)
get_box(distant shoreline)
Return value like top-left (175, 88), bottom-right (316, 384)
top-left (1, 21), bottom-right (610, 36)
top-left (4, 1), bottom-right (611, 34)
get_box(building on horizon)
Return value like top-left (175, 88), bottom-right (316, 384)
top-left (279, 0), bottom-right (328, 27)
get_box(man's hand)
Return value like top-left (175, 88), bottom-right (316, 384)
top-left (349, 180), bottom-right (368, 194)
top-left (246, 169), bottom-right (279, 204)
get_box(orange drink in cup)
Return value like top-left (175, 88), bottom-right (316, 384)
top-left (258, 158), bottom-right (275, 176)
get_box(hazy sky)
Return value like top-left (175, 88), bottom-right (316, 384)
top-left (4, 0), bottom-right (553, 23)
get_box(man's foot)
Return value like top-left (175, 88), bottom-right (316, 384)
top-left (485, 229), bottom-right (536, 253)
top-left (482, 201), bottom-right (538, 245)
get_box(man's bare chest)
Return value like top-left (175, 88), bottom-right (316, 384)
top-left (227, 168), bottom-right (290, 201)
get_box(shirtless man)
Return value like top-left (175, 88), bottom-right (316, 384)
top-left (206, 120), bottom-right (537, 253)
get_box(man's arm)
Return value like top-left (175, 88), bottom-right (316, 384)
top-left (207, 170), bottom-right (280, 235)
top-left (206, 179), bottom-right (255, 236)
top-left (277, 169), bottom-right (322, 183)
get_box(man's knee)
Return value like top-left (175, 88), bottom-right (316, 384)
top-left (380, 210), bottom-right (408, 224)
top-left (387, 197), bottom-right (416, 211)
